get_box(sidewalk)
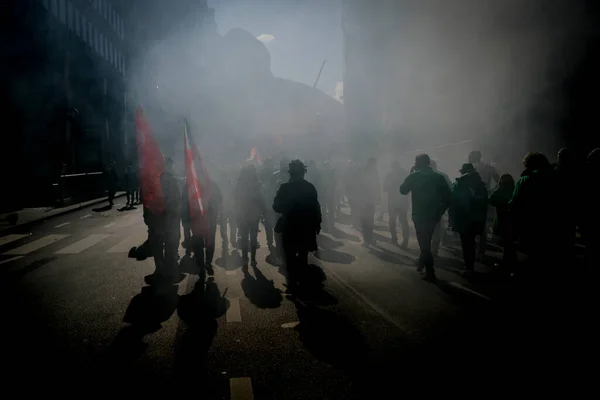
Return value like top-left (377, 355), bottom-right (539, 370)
top-left (0, 192), bottom-right (126, 234)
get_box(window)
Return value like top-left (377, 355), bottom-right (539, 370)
top-left (75, 9), bottom-right (80, 36)
top-left (67, 2), bottom-right (73, 30)
top-left (59, 0), bottom-right (66, 23)
top-left (51, 0), bottom-right (58, 16)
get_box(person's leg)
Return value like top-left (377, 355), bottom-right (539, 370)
top-left (460, 231), bottom-right (476, 271)
top-left (398, 208), bottom-right (410, 247)
top-left (239, 222), bottom-right (250, 265)
top-left (388, 206), bottom-right (398, 243)
top-left (250, 220), bottom-right (259, 266)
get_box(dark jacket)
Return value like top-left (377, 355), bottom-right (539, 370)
top-left (400, 167), bottom-right (451, 223)
top-left (449, 172), bottom-right (488, 234)
top-left (273, 178), bottom-right (321, 251)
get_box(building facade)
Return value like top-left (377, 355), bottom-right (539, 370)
top-left (1, 0), bottom-right (128, 209)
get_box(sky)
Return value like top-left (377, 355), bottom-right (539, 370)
top-left (207, 0), bottom-right (343, 98)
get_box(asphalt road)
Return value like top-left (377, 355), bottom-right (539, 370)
top-left (0, 200), bottom-right (594, 397)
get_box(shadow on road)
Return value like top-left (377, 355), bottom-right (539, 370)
top-left (106, 284), bottom-right (179, 369)
top-left (215, 248), bottom-right (242, 271)
top-left (292, 264), bottom-right (337, 306)
top-left (314, 247), bottom-right (356, 264)
top-left (241, 265), bottom-right (283, 309)
top-left (175, 277), bottom-right (228, 384)
top-left (290, 297), bottom-right (368, 391)
top-left (0, 256), bottom-right (57, 283)
top-left (329, 225), bottom-right (361, 242)
top-left (368, 246), bottom-right (413, 266)
top-left (317, 234), bottom-right (344, 249)
top-left (92, 205), bottom-right (112, 212)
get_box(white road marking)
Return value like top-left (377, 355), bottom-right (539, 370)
top-left (54, 222), bottom-right (70, 228)
top-left (80, 214), bottom-right (92, 219)
top-left (230, 377), bottom-right (254, 400)
top-left (281, 321), bottom-right (299, 329)
top-left (55, 234), bottom-right (110, 254)
top-left (106, 231), bottom-right (146, 253)
top-left (3, 234), bottom-right (69, 255)
top-left (225, 270), bottom-right (236, 276)
top-left (104, 222), bottom-right (116, 228)
top-left (0, 234), bottom-right (29, 247)
top-left (0, 256), bottom-right (24, 265)
top-left (447, 282), bottom-right (491, 301)
top-left (226, 297), bottom-right (242, 322)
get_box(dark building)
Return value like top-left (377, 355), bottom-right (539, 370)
top-left (1, 0), bottom-right (128, 209)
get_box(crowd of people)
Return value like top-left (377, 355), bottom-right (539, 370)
top-left (122, 144), bottom-right (599, 294)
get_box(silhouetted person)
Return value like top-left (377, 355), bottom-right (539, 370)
top-left (449, 163), bottom-right (489, 274)
top-left (320, 160), bottom-right (337, 230)
top-left (148, 157), bottom-right (181, 284)
top-left (583, 148), bottom-right (600, 274)
top-left (400, 154), bottom-right (451, 282)
top-left (489, 173), bottom-right (517, 270)
top-left (468, 150), bottom-right (499, 257)
top-left (105, 160), bottom-right (118, 207)
top-left (509, 152), bottom-right (562, 279)
top-left (554, 148), bottom-right (578, 258)
top-left (430, 160), bottom-right (452, 254)
top-left (273, 160), bottom-right (322, 294)
top-left (383, 160), bottom-right (410, 247)
top-left (236, 164), bottom-right (267, 268)
top-left (258, 158), bottom-right (276, 251)
top-left (124, 164), bottom-right (136, 207)
top-left (357, 157), bottom-right (381, 245)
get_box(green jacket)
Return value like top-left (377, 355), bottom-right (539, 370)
top-left (449, 172), bottom-right (488, 234)
top-left (400, 167), bottom-right (451, 222)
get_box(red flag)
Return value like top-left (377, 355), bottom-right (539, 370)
top-left (184, 120), bottom-right (212, 243)
top-left (135, 107), bottom-right (165, 214)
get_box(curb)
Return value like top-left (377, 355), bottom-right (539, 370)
top-left (0, 193), bottom-right (126, 235)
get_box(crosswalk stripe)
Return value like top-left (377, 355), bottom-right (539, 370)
top-left (55, 234), bottom-right (110, 254)
top-left (0, 234), bottom-right (29, 247)
top-left (3, 234), bottom-right (69, 255)
top-left (106, 231), bottom-right (146, 253)
top-left (0, 256), bottom-right (24, 265)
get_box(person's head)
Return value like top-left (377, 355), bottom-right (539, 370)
top-left (522, 152), bottom-right (550, 171)
top-left (557, 148), bottom-right (572, 166)
top-left (588, 148), bottom-right (600, 168)
top-left (288, 159), bottom-right (307, 180)
top-left (459, 163), bottom-right (476, 175)
top-left (414, 154), bottom-right (431, 169)
top-left (468, 150), bottom-right (482, 164)
top-left (498, 173), bottom-right (515, 190)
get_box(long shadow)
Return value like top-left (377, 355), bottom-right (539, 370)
top-left (289, 297), bottom-right (369, 392)
top-left (329, 226), bottom-right (361, 242)
top-left (92, 205), bottom-right (112, 212)
top-left (179, 253), bottom-right (202, 275)
top-left (104, 284), bottom-right (179, 374)
top-left (373, 232), bottom-right (392, 244)
top-left (118, 205), bottom-right (137, 212)
top-left (317, 234), bottom-right (344, 249)
top-left (241, 265), bottom-right (283, 309)
top-left (0, 256), bottom-right (57, 283)
top-left (215, 248), bottom-right (242, 272)
top-left (293, 264), bottom-right (337, 306)
top-left (368, 247), bottom-right (413, 266)
top-left (175, 277), bottom-right (228, 385)
top-left (314, 247), bottom-right (356, 264)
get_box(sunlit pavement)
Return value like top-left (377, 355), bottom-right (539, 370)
top-left (0, 202), bottom-right (594, 397)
